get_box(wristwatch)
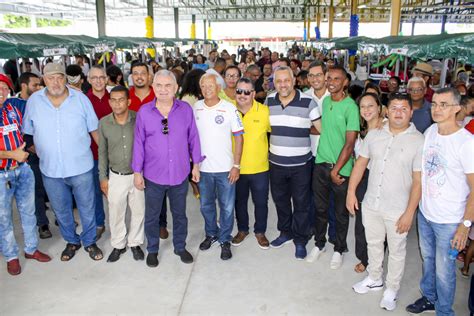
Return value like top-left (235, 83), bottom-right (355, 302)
top-left (233, 164), bottom-right (241, 170)
top-left (463, 220), bottom-right (472, 228)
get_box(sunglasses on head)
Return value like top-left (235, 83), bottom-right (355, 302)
top-left (236, 88), bottom-right (254, 96)
top-left (161, 118), bottom-right (169, 135)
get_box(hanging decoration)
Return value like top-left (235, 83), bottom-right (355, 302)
top-left (314, 26), bottom-right (321, 40)
top-left (371, 53), bottom-right (405, 69)
top-left (349, 14), bottom-right (359, 56)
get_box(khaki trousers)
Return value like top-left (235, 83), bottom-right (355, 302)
top-left (362, 205), bottom-right (408, 292)
top-left (108, 172), bottom-right (145, 249)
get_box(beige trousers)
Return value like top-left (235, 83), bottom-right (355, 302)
top-left (108, 172), bottom-right (145, 249)
top-left (362, 207), bottom-right (408, 292)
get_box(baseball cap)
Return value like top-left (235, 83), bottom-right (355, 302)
top-left (43, 62), bottom-right (66, 76)
top-left (411, 63), bottom-right (434, 76)
top-left (0, 74), bottom-right (13, 90)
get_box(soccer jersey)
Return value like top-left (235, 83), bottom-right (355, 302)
top-left (0, 98), bottom-right (26, 169)
top-left (194, 99), bottom-right (244, 173)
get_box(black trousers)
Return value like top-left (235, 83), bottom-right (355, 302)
top-left (269, 161), bottom-right (312, 245)
top-left (355, 169), bottom-right (369, 267)
top-left (312, 163), bottom-right (350, 254)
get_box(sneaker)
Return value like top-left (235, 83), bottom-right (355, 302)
top-left (295, 244), bottom-right (307, 260)
top-left (231, 231), bottom-right (249, 246)
top-left (38, 225), bottom-right (52, 239)
top-left (352, 276), bottom-right (384, 294)
top-left (199, 236), bottom-right (218, 251)
top-left (305, 246), bottom-right (326, 263)
top-left (405, 296), bottom-right (435, 314)
top-left (330, 252), bottom-right (344, 269)
top-left (255, 233), bottom-right (270, 250)
top-left (220, 242), bottom-right (232, 260)
top-left (270, 234), bottom-right (293, 249)
top-left (380, 288), bottom-right (398, 311)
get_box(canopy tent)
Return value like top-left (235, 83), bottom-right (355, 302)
top-left (357, 33), bottom-right (474, 63)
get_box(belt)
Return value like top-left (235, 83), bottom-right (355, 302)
top-left (110, 168), bottom-right (133, 176)
top-left (317, 162), bottom-right (335, 169)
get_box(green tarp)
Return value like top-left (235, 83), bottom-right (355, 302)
top-left (0, 33), bottom-right (213, 58)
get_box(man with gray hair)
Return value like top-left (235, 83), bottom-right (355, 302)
top-left (266, 66), bottom-right (321, 260)
top-left (132, 70), bottom-right (203, 268)
top-left (407, 76), bottom-right (433, 133)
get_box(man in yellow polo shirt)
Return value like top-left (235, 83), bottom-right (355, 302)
top-left (231, 77), bottom-right (271, 249)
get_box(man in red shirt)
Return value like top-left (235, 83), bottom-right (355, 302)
top-left (129, 62), bottom-right (155, 112)
top-left (87, 65), bottom-right (112, 240)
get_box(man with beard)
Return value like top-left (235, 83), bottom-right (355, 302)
top-left (23, 63), bottom-right (103, 262)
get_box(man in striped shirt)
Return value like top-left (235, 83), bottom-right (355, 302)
top-left (0, 74), bottom-right (51, 275)
top-left (266, 66), bottom-right (321, 260)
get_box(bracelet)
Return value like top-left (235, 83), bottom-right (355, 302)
top-left (233, 164), bottom-right (241, 169)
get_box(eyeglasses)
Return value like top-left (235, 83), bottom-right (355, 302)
top-left (308, 73), bottom-right (324, 79)
top-left (89, 76), bottom-right (107, 81)
top-left (431, 102), bottom-right (459, 110)
top-left (407, 88), bottom-right (424, 93)
top-left (161, 118), bottom-right (169, 135)
top-left (225, 74), bottom-right (240, 79)
top-left (236, 88), bottom-right (254, 95)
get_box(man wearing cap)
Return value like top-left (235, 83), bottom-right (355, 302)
top-left (23, 63), bottom-right (104, 262)
top-left (0, 74), bottom-right (51, 275)
top-left (412, 62), bottom-right (435, 103)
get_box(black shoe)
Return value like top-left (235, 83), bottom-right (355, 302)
top-left (220, 242), bottom-right (232, 260)
top-left (146, 253), bottom-right (159, 267)
top-left (107, 248), bottom-right (126, 263)
top-left (174, 249), bottom-right (194, 264)
top-left (38, 225), bottom-right (52, 239)
top-left (406, 296), bottom-right (435, 314)
top-left (131, 246), bottom-right (145, 261)
top-left (199, 236), bottom-right (218, 251)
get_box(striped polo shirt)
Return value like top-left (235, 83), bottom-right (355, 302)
top-left (266, 90), bottom-right (321, 166)
top-left (0, 98), bottom-right (26, 169)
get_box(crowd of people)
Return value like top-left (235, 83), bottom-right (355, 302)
top-left (1, 45), bottom-right (474, 315)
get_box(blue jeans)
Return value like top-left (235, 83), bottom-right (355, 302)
top-left (29, 154), bottom-right (49, 226)
top-left (93, 160), bottom-right (105, 227)
top-left (144, 178), bottom-right (188, 253)
top-left (235, 171), bottom-right (269, 234)
top-left (418, 211), bottom-right (458, 316)
top-left (42, 169), bottom-right (96, 247)
top-left (0, 164), bottom-right (38, 261)
top-left (198, 172), bottom-right (235, 244)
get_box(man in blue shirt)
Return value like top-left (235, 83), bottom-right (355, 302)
top-left (407, 77), bottom-right (433, 133)
top-left (23, 63), bottom-right (103, 262)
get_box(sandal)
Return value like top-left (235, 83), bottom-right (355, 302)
top-left (460, 267), bottom-right (470, 279)
top-left (84, 243), bottom-right (104, 261)
top-left (61, 243), bottom-right (81, 261)
top-left (354, 262), bottom-right (367, 273)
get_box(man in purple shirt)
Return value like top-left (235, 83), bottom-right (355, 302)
top-left (132, 70), bottom-right (203, 268)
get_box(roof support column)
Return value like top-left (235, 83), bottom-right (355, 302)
top-left (96, 0), bottom-right (106, 37)
top-left (174, 7), bottom-right (179, 39)
top-left (146, 0), bottom-right (154, 38)
top-left (390, 0), bottom-right (401, 36)
top-left (328, 0), bottom-right (334, 39)
top-left (203, 19), bottom-right (207, 40)
top-left (191, 14), bottom-right (196, 39)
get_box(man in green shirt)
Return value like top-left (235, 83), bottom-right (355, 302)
top-left (308, 66), bottom-right (360, 269)
top-left (98, 86), bottom-right (145, 263)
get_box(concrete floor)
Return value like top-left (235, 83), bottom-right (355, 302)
top-left (0, 189), bottom-right (470, 316)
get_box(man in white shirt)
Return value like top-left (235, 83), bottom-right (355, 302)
top-left (347, 93), bottom-right (424, 311)
top-left (206, 58), bottom-right (227, 89)
top-left (194, 73), bottom-right (244, 261)
top-left (406, 88), bottom-right (474, 316)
